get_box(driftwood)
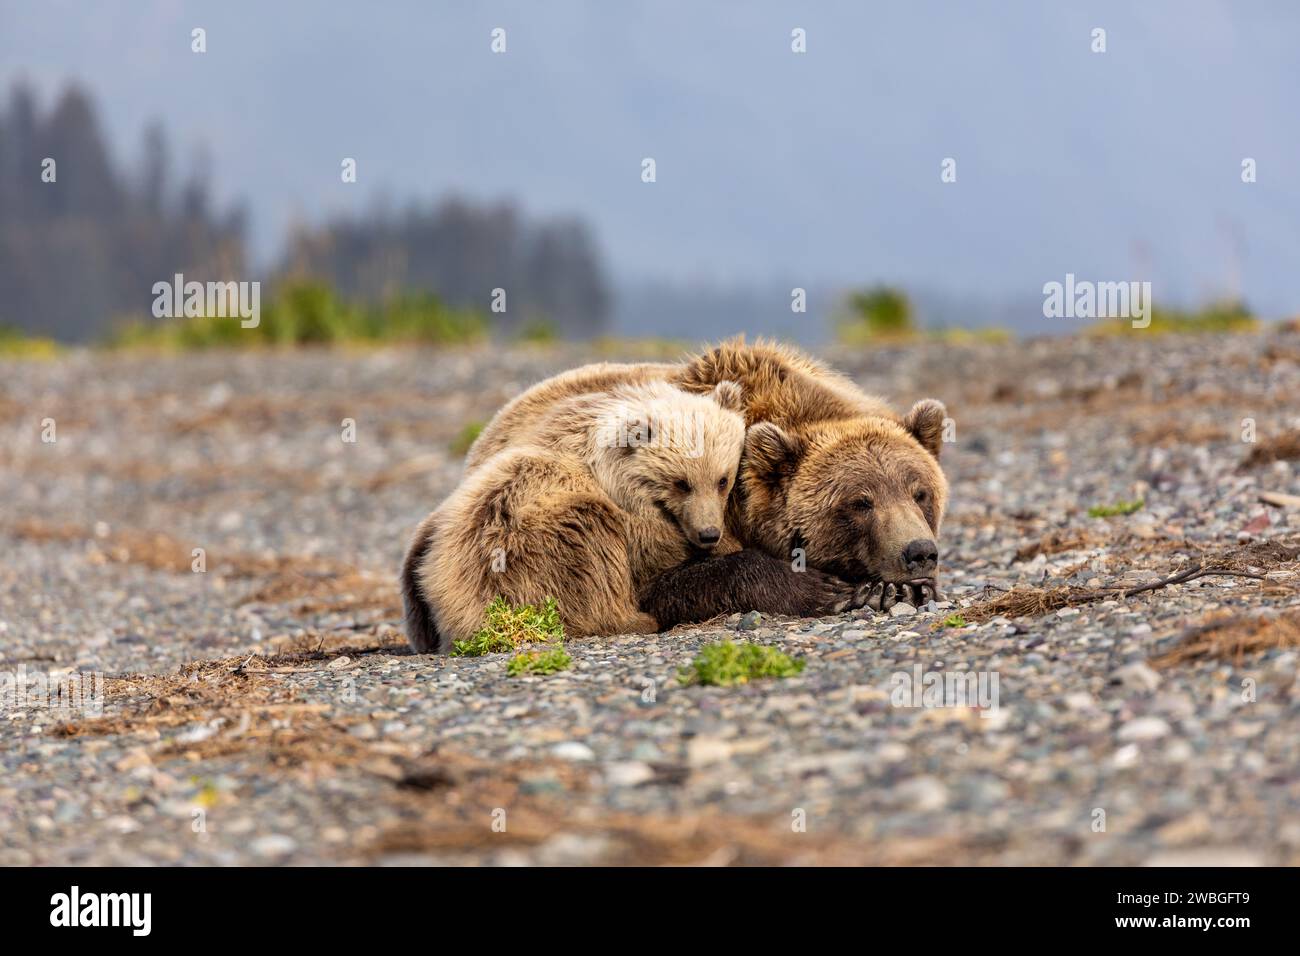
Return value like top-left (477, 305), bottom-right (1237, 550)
top-left (1259, 491), bottom-right (1300, 509)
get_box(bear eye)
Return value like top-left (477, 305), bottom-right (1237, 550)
top-left (914, 489), bottom-right (929, 505)
top-left (856, 496), bottom-right (874, 511)
top-left (717, 476), bottom-right (728, 491)
top-left (675, 479), bottom-right (691, 493)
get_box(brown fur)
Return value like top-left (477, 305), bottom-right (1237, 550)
top-left (403, 380), bottom-right (745, 652)
top-left (461, 338), bottom-right (951, 622)
top-left (465, 362), bottom-right (679, 471)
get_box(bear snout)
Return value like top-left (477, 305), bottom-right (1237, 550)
top-left (902, 538), bottom-right (939, 577)
top-left (695, 526), bottom-right (722, 548)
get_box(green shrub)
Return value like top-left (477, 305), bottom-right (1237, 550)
top-left (1088, 300), bottom-right (1259, 337)
top-left (928, 326), bottom-right (1013, 345)
top-left (507, 646), bottom-right (573, 676)
top-left (837, 286), bottom-right (917, 344)
top-left (449, 420), bottom-right (485, 457)
top-left (515, 317), bottom-right (560, 344)
top-left (1088, 499), bottom-right (1144, 518)
top-left (678, 640), bottom-right (806, 687)
top-left (379, 292), bottom-right (487, 345)
top-left (452, 596), bottom-right (565, 657)
top-left (0, 323), bottom-right (61, 359)
top-left (589, 336), bottom-right (691, 359)
top-left (108, 282), bottom-right (487, 349)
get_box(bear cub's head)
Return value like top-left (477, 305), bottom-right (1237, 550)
top-left (592, 380), bottom-right (746, 550)
top-left (742, 399), bottom-right (949, 585)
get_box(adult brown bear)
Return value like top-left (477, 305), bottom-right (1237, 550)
top-left (449, 338), bottom-right (949, 630)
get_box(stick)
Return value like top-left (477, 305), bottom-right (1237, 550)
top-left (1260, 491), bottom-right (1300, 509)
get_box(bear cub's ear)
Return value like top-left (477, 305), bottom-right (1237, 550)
top-left (712, 380), bottom-right (744, 412)
top-left (744, 421), bottom-right (804, 483)
top-left (904, 399), bottom-right (948, 459)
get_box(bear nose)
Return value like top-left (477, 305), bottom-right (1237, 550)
top-left (697, 526), bottom-right (722, 547)
top-left (902, 539), bottom-right (938, 575)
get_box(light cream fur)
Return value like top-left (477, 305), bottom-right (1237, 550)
top-left (405, 379), bottom-right (745, 651)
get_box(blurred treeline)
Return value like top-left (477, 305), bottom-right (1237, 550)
top-left (0, 84), bottom-right (243, 342)
top-left (0, 82), bottom-right (611, 342)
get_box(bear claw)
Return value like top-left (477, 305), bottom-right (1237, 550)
top-left (906, 578), bottom-right (944, 606)
top-left (860, 578), bottom-right (943, 613)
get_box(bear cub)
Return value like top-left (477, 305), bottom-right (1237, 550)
top-left (402, 379), bottom-right (746, 652)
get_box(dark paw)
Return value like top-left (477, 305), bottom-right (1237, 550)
top-left (821, 574), bottom-right (873, 613)
top-left (863, 581), bottom-right (902, 612)
top-left (858, 578), bottom-right (944, 614)
top-left (809, 573), bottom-right (943, 617)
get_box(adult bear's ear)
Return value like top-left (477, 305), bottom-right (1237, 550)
top-left (712, 380), bottom-right (744, 412)
top-left (745, 421), bottom-right (804, 484)
top-left (904, 399), bottom-right (947, 459)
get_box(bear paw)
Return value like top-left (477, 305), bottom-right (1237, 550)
top-left (861, 579), bottom-right (942, 612)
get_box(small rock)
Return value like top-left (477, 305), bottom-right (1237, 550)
top-left (348, 723), bottom-right (379, 740)
top-left (1111, 743), bottom-right (1141, 768)
top-left (1111, 661), bottom-right (1161, 693)
top-left (630, 742), bottom-right (663, 762)
top-left (875, 741), bottom-right (909, 763)
top-left (1163, 739), bottom-right (1194, 763)
top-left (1118, 716), bottom-right (1171, 742)
top-left (326, 656), bottom-right (353, 671)
top-left (738, 611), bottom-right (762, 630)
top-left (114, 747), bottom-right (153, 772)
top-left (889, 602), bottom-right (917, 618)
top-left (893, 776), bottom-right (948, 811)
top-left (687, 736), bottom-right (733, 767)
top-left (551, 741), bottom-right (596, 761)
top-left (603, 761), bottom-right (653, 787)
top-left (250, 834), bottom-right (298, 858)
top-left (535, 833), bottom-right (612, 865)
top-left (1156, 812), bottom-right (1211, 844)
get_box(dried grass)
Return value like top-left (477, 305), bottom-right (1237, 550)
top-left (51, 637), bottom-right (411, 771)
top-left (1149, 610), bottom-right (1300, 669)
top-left (1013, 528), bottom-right (1108, 562)
top-left (1130, 420), bottom-right (1235, 448)
top-left (368, 791), bottom-right (986, 866)
top-left (964, 535), bottom-right (1300, 624)
top-left (9, 518), bottom-right (400, 617)
top-left (1242, 429), bottom-right (1300, 468)
top-left (241, 566), bottom-right (398, 615)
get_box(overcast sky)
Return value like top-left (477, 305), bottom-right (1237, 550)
top-left (3, 0), bottom-right (1298, 325)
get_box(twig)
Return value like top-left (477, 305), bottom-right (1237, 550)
top-left (1107, 564), bottom-right (1265, 598)
top-left (1260, 491), bottom-right (1300, 509)
top-left (1114, 564), bottom-right (1205, 597)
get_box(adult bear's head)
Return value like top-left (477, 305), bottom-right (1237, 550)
top-left (737, 399), bottom-right (949, 586)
